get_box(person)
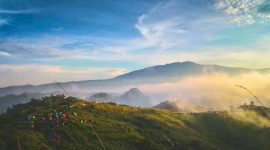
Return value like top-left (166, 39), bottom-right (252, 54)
top-left (27, 115), bottom-right (32, 121)
top-left (61, 114), bottom-right (67, 120)
top-left (250, 101), bottom-right (254, 107)
top-left (30, 124), bottom-right (35, 129)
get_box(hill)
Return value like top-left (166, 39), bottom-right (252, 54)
top-left (1, 95), bottom-right (270, 150)
top-left (87, 92), bottom-right (117, 103)
top-left (0, 92), bottom-right (47, 113)
top-left (87, 88), bottom-right (151, 107)
top-left (154, 100), bottom-right (207, 113)
top-left (118, 88), bottom-right (151, 107)
top-left (1, 61), bottom-right (269, 97)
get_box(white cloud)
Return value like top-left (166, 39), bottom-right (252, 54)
top-left (0, 19), bottom-right (8, 26)
top-left (133, 0), bottom-right (232, 53)
top-left (133, 1), bottom-right (190, 51)
top-left (0, 0), bottom-right (269, 83)
top-left (0, 1), bottom-right (230, 63)
top-left (0, 64), bottom-right (127, 87)
top-left (0, 1), bottom-right (268, 68)
top-left (0, 37), bottom-right (72, 59)
top-left (0, 51), bottom-right (11, 56)
top-left (0, 9), bottom-right (35, 14)
top-left (215, 0), bottom-right (270, 25)
top-left (135, 14), bottom-right (186, 50)
top-left (0, 9), bottom-right (35, 27)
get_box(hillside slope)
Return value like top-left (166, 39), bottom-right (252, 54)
top-left (154, 100), bottom-right (208, 113)
top-left (1, 95), bottom-right (270, 150)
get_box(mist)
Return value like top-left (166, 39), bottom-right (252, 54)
top-left (136, 72), bottom-right (270, 108)
top-left (63, 71), bottom-right (270, 109)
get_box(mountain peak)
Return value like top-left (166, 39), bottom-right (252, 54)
top-left (123, 88), bottom-right (145, 98)
top-left (87, 92), bottom-right (116, 102)
top-left (126, 88), bottom-right (141, 94)
top-left (172, 61), bottom-right (197, 65)
top-left (165, 61), bottom-right (198, 65)
top-left (119, 88), bottom-right (151, 107)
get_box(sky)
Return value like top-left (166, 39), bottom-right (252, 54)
top-left (0, 0), bottom-right (270, 87)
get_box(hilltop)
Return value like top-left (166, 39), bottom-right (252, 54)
top-left (1, 95), bottom-right (270, 150)
top-left (154, 100), bottom-right (207, 113)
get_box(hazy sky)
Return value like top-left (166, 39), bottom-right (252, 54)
top-left (0, 0), bottom-right (270, 87)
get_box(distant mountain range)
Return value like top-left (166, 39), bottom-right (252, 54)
top-left (0, 61), bottom-right (269, 97)
top-left (87, 88), bottom-right (151, 107)
top-left (0, 88), bottom-right (151, 113)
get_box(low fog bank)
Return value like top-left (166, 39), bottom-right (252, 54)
top-left (136, 71), bottom-right (270, 109)
top-left (2, 71), bottom-right (269, 111)
top-left (69, 71), bottom-right (270, 110)
top-left (229, 110), bottom-right (270, 128)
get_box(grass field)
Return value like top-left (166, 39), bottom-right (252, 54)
top-left (0, 95), bottom-right (270, 150)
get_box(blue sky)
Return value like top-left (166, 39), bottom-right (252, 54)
top-left (0, 0), bottom-right (270, 87)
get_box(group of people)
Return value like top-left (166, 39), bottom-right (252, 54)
top-left (24, 102), bottom-right (97, 144)
top-left (25, 105), bottom-right (71, 144)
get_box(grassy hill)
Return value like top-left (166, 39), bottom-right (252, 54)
top-left (154, 100), bottom-right (208, 113)
top-left (0, 95), bottom-right (270, 150)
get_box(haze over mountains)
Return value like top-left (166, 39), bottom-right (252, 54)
top-left (154, 100), bottom-right (208, 113)
top-left (0, 61), bottom-right (269, 97)
top-left (1, 61), bottom-right (270, 113)
top-left (0, 92), bottom-right (48, 113)
top-left (87, 88), bottom-right (151, 107)
top-left (0, 87), bottom-right (151, 113)
top-left (1, 61), bottom-right (270, 149)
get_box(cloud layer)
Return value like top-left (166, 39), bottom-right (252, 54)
top-left (0, 64), bottom-right (126, 87)
top-left (215, 0), bottom-right (270, 25)
top-left (0, 0), bottom-right (270, 86)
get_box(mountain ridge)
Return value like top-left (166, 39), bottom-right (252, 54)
top-left (0, 61), bottom-right (269, 96)
top-left (1, 61), bottom-right (269, 88)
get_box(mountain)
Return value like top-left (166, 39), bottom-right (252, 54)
top-left (1, 95), bottom-right (270, 150)
top-left (154, 100), bottom-right (208, 113)
top-left (0, 87), bottom-right (150, 113)
top-left (0, 61), bottom-right (269, 96)
top-left (87, 92), bottom-right (117, 103)
top-left (112, 61), bottom-right (270, 81)
top-left (0, 92), bottom-right (47, 113)
top-left (118, 88), bottom-right (151, 107)
top-left (87, 88), bottom-right (151, 107)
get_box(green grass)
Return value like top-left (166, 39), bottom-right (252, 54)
top-left (0, 95), bottom-right (270, 150)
